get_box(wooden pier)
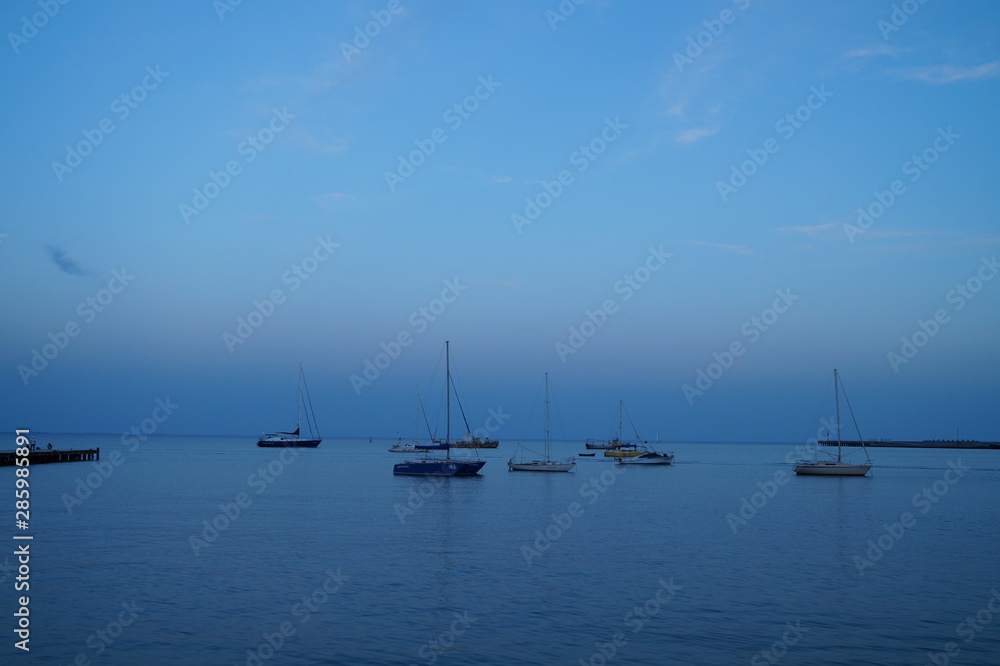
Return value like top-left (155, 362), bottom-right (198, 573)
top-left (0, 448), bottom-right (100, 466)
top-left (820, 440), bottom-right (1000, 450)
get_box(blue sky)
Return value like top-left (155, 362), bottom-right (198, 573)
top-left (2, 0), bottom-right (998, 442)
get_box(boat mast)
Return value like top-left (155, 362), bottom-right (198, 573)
top-left (544, 373), bottom-right (550, 461)
top-left (834, 368), bottom-right (842, 463)
top-left (297, 363), bottom-right (303, 434)
top-left (445, 341), bottom-right (451, 446)
top-left (618, 400), bottom-right (623, 443)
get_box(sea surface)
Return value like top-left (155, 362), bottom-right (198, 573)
top-left (3, 434), bottom-right (999, 665)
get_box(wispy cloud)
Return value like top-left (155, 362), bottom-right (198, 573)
top-left (666, 99), bottom-right (688, 118)
top-left (777, 222), bottom-right (930, 243)
top-left (311, 192), bottom-right (353, 208)
top-left (289, 131), bottom-right (349, 155)
top-left (843, 44), bottom-right (904, 59)
top-left (46, 245), bottom-right (87, 276)
top-left (776, 222), bottom-right (840, 239)
top-left (688, 240), bottom-right (754, 256)
top-left (868, 229), bottom-right (931, 239)
top-left (898, 62), bottom-right (1000, 84)
top-left (676, 127), bottom-right (718, 144)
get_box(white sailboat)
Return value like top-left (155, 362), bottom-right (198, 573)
top-left (793, 369), bottom-right (872, 476)
top-left (508, 373), bottom-right (575, 472)
top-left (257, 364), bottom-right (322, 448)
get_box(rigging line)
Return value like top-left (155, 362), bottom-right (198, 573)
top-left (416, 388), bottom-right (434, 441)
top-left (837, 373), bottom-right (871, 461)
top-left (547, 376), bottom-right (568, 441)
top-left (622, 402), bottom-right (644, 442)
top-left (425, 344), bottom-right (447, 437)
top-left (805, 376), bottom-right (834, 442)
top-left (447, 346), bottom-right (473, 428)
top-left (300, 366), bottom-right (320, 438)
top-left (450, 373), bottom-right (472, 433)
top-left (523, 377), bottom-right (544, 438)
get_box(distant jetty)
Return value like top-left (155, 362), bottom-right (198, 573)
top-left (0, 448), bottom-right (100, 466)
top-left (819, 440), bottom-right (999, 450)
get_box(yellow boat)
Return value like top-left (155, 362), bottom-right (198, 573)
top-left (602, 402), bottom-right (654, 457)
top-left (605, 446), bottom-right (643, 458)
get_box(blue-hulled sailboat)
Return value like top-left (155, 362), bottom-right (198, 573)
top-left (393, 341), bottom-right (486, 476)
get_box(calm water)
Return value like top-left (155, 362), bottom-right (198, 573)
top-left (4, 435), bottom-right (999, 665)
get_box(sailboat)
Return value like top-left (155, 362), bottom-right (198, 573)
top-left (793, 369), bottom-right (872, 476)
top-left (584, 438), bottom-right (620, 450)
top-left (508, 373), bottom-right (575, 472)
top-left (393, 342), bottom-right (486, 476)
top-left (257, 364), bottom-right (322, 448)
top-left (605, 401), bottom-right (675, 465)
top-left (433, 359), bottom-right (499, 449)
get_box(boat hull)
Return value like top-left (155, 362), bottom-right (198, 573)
top-left (257, 438), bottom-right (321, 448)
top-left (393, 460), bottom-right (485, 476)
top-left (605, 448), bottom-right (643, 458)
top-left (448, 440), bottom-right (499, 449)
top-left (508, 460), bottom-right (575, 472)
top-left (793, 462), bottom-right (871, 476)
top-left (615, 453), bottom-right (674, 465)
